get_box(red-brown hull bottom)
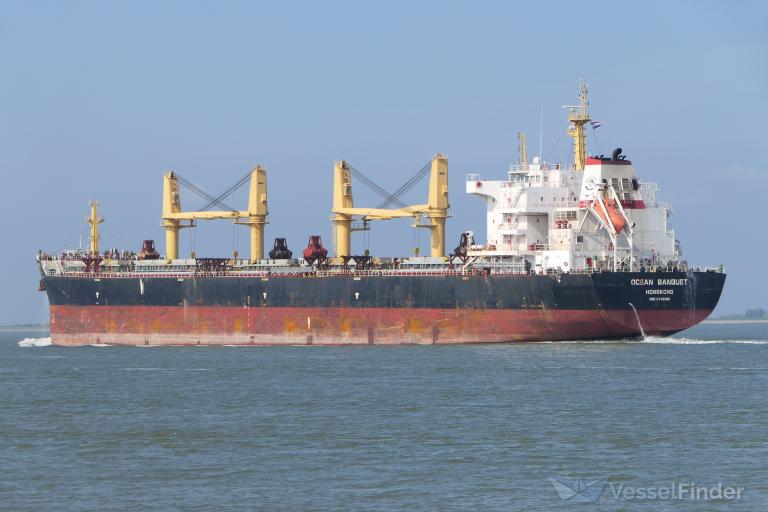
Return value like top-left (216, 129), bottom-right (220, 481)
top-left (49, 306), bottom-right (712, 346)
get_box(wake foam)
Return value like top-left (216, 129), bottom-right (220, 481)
top-left (539, 337), bottom-right (768, 345)
top-left (643, 337), bottom-right (768, 345)
top-left (18, 337), bottom-right (52, 347)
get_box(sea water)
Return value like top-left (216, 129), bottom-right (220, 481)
top-left (2, 323), bottom-right (767, 511)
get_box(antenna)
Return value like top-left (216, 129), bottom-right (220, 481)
top-left (538, 105), bottom-right (544, 162)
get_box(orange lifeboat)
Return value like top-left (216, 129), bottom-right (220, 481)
top-left (594, 192), bottom-right (626, 234)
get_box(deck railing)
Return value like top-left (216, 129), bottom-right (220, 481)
top-left (53, 264), bottom-right (724, 280)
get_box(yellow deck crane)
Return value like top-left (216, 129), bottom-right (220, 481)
top-left (332, 154), bottom-right (449, 258)
top-left (161, 166), bottom-right (268, 263)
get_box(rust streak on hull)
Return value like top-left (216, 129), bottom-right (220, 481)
top-left (50, 305), bottom-right (713, 346)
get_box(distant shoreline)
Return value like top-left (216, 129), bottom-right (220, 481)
top-left (0, 326), bottom-right (50, 333)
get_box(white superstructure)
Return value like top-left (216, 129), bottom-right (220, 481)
top-left (463, 83), bottom-right (680, 274)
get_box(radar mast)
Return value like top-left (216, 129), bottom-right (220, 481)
top-left (563, 79), bottom-right (591, 170)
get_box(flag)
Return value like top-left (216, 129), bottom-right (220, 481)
top-left (590, 120), bottom-right (602, 129)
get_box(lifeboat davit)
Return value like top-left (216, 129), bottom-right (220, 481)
top-left (595, 193), bottom-right (626, 234)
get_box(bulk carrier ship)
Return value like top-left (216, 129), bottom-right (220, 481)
top-left (37, 82), bottom-right (725, 346)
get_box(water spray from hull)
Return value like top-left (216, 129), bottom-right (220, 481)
top-left (628, 303), bottom-right (646, 340)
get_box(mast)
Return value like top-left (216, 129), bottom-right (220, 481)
top-left (563, 79), bottom-right (591, 170)
top-left (162, 172), bottom-right (182, 260)
top-left (426, 153), bottom-right (449, 257)
top-left (86, 200), bottom-right (104, 256)
top-left (246, 166), bottom-right (268, 263)
top-left (332, 160), bottom-right (353, 258)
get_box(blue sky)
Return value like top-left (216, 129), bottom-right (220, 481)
top-left (1, 1), bottom-right (766, 323)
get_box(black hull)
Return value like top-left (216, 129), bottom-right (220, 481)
top-left (44, 270), bottom-right (725, 312)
